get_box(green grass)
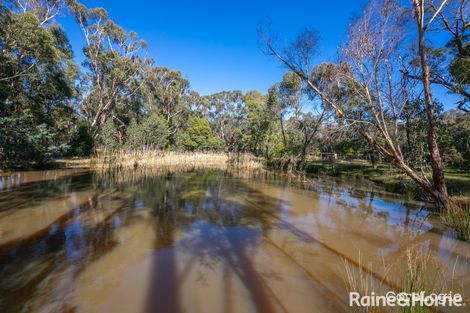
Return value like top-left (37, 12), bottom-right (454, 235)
top-left (443, 169), bottom-right (470, 196)
top-left (303, 159), bottom-right (470, 197)
top-left (443, 197), bottom-right (470, 241)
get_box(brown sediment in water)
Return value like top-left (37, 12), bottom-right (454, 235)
top-left (0, 190), bottom-right (95, 249)
top-left (0, 167), bottom-right (469, 313)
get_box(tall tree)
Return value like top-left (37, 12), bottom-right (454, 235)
top-left (69, 1), bottom-right (148, 135)
top-left (278, 70), bottom-right (328, 165)
top-left (241, 90), bottom-right (269, 154)
top-left (259, 0), bottom-right (453, 208)
top-left (402, 0), bottom-right (469, 112)
top-left (0, 1), bottom-right (78, 164)
top-left (411, 0), bottom-right (451, 206)
top-left (205, 90), bottom-right (245, 151)
top-left (4, 0), bottom-right (67, 26)
top-left (430, 0), bottom-right (469, 112)
top-left (143, 66), bottom-right (190, 144)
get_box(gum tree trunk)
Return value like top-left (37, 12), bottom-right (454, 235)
top-left (412, 0), bottom-right (450, 209)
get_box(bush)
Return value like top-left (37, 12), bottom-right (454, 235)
top-left (126, 115), bottom-right (169, 150)
top-left (69, 123), bottom-right (94, 156)
top-left (181, 116), bottom-right (222, 151)
top-left (0, 115), bottom-right (68, 166)
top-left (100, 120), bottom-right (120, 154)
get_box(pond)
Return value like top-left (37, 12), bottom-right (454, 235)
top-left (0, 168), bottom-right (469, 313)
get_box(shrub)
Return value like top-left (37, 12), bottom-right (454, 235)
top-left (69, 123), bottom-right (93, 156)
top-left (181, 116), bottom-right (222, 151)
top-left (0, 115), bottom-right (68, 166)
top-left (126, 115), bottom-right (169, 150)
top-left (100, 120), bottom-right (120, 154)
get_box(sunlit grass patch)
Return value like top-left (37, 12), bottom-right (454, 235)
top-left (444, 169), bottom-right (470, 196)
top-left (93, 150), bottom-right (265, 170)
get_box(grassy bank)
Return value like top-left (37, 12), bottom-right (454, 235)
top-left (299, 159), bottom-right (470, 197)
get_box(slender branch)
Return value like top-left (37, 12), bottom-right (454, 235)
top-left (425, 0), bottom-right (449, 29)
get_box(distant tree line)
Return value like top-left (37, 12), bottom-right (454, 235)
top-left (0, 0), bottom-right (469, 207)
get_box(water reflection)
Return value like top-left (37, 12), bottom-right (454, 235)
top-left (0, 168), bottom-right (468, 313)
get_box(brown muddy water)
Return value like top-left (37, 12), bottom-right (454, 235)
top-left (0, 168), bottom-right (469, 313)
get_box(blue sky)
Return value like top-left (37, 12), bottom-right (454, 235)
top-left (58, 0), bottom-right (368, 94)
top-left (58, 0), bottom-right (459, 109)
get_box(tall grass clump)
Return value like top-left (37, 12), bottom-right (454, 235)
top-left (399, 247), bottom-right (431, 313)
top-left (343, 246), bottom-right (460, 313)
top-left (399, 245), bottom-right (461, 312)
top-left (94, 150), bottom-right (264, 170)
top-left (343, 254), bottom-right (390, 313)
top-left (442, 197), bottom-right (470, 241)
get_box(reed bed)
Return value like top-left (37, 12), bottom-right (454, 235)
top-left (93, 150), bottom-right (265, 170)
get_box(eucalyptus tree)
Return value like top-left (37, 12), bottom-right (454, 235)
top-left (264, 84), bottom-right (286, 158)
top-left (69, 1), bottom-right (149, 136)
top-left (410, 0), bottom-right (455, 205)
top-left (277, 73), bottom-right (300, 150)
top-left (142, 66), bottom-right (190, 145)
top-left (3, 0), bottom-right (68, 25)
top-left (205, 90), bottom-right (245, 151)
top-left (241, 90), bottom-right (270, 154)
top-left (259, 0), bottom-right (453, 208)
top-left (183, 91), bottom-right (210, 119)
top-left (0, 1), bottom-right (78, 164)
top-left (412, 0), bottom-right (469, 112)
top-left (278, 70), bottom-right (329, 166)
top-left (0, 2), bottom-right (77, 115)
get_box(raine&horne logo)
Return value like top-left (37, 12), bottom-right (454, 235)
top-left (349, 291), bottom-right (465, 308)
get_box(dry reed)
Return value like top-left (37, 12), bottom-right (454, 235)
top-left (343, 245), bottom-right (461, 313)
top-left (343, 253), bottom-right (391, 313)
top-left (93, 150), bottom-right (265, 170)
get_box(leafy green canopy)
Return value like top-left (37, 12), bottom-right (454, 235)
top-left (0, 3), bottom-right (78, 166)
top-left (182, 116), bottom-right (222, 151)
top-left (126, 115), bottom-right (169, 150)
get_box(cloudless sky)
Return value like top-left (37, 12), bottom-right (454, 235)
top-left (58, 0), bottom-right (459, 109)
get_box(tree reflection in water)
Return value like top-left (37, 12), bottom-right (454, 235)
top-left (143, 170), bottom-right (283, 313)
top-left (0, 167), bottom-right (468, 313)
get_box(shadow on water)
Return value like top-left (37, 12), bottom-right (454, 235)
top-left (0, 168), bottom-right (284, 312)
top-left (0, 193), bottom-right (130, 312)
top-left (0, 171), bottom-right (95, 214)
top-left (143, 170), bottom-right (283, 313)
top-left (0, 167), bottom-right (467, 313)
